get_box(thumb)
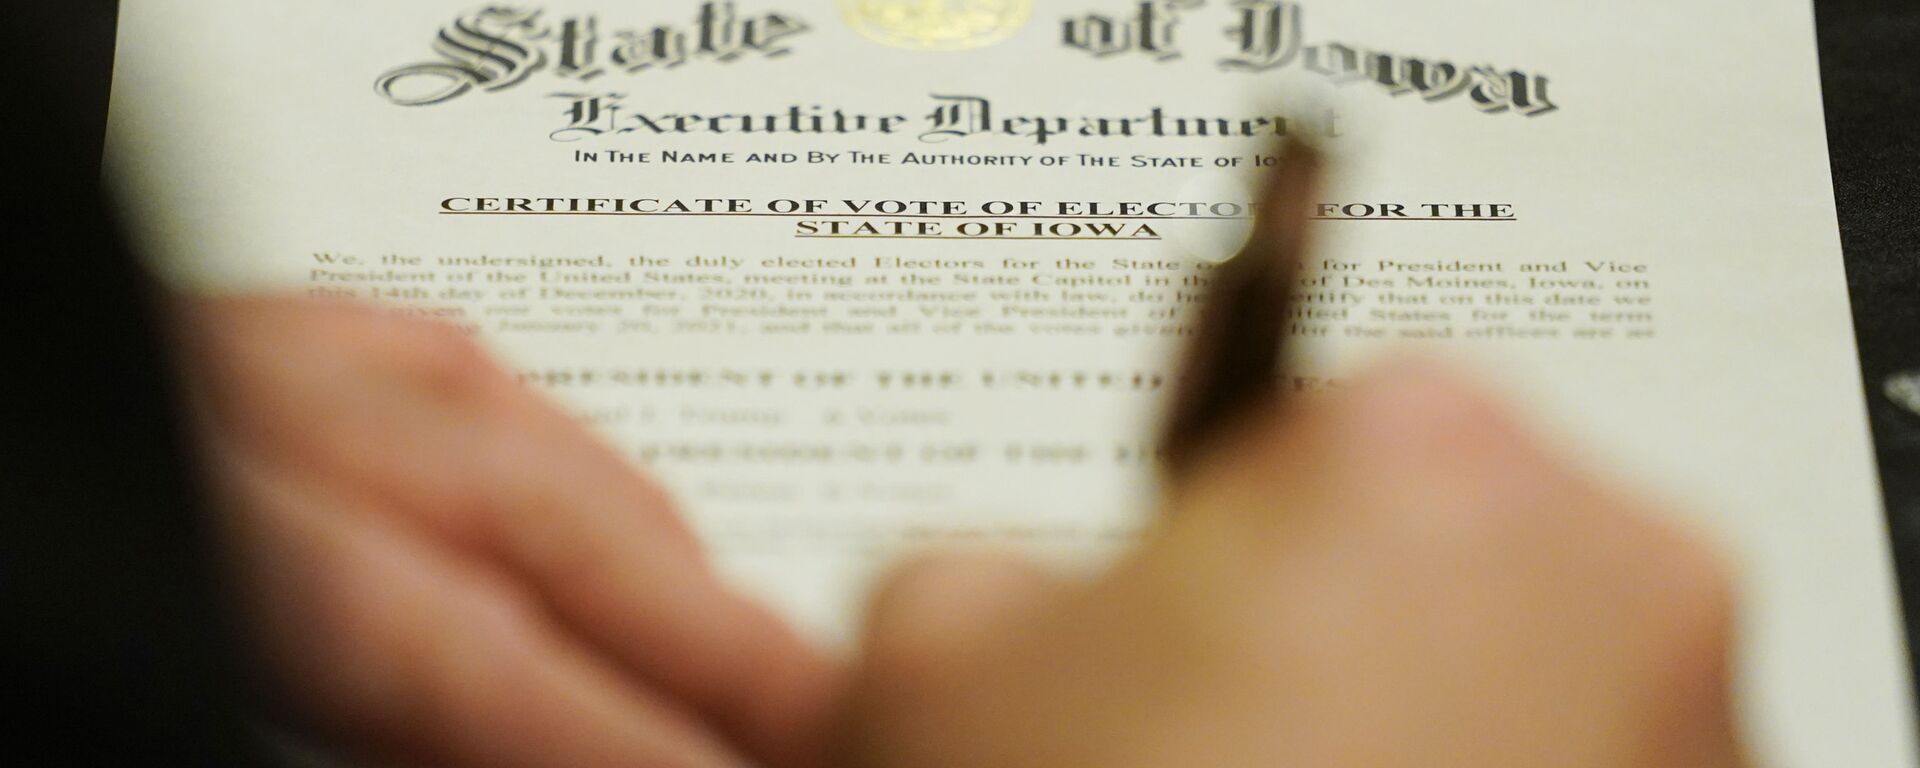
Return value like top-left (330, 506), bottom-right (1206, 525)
top-left (860, 551), bottom-right (1066, 675)
top-left (838, 552), bottom-right (1070, 768)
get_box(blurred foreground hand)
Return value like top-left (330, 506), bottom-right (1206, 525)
top-left (837, 361), bottom-right (1746, 768)
top-left (184, 297), bottom-right (840, 768)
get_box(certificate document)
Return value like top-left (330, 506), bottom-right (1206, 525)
top-left (107, 0), bottom-right (1914, 763)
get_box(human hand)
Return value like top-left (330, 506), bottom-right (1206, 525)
top-left (836, 362), bottom-right (1745, 768)
top-left (183, 297), bottom-right (839, 768)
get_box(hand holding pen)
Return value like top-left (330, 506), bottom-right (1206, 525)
top-left (835, 141), bottom-right (1748, 768)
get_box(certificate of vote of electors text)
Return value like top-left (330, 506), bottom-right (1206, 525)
top-left (106, 1), bottom-right (1915, 764)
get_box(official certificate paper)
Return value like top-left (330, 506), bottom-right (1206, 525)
top-left (107, 0), bottom-right (1912, 763)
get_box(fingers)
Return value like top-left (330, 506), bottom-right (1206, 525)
top-left (1171, 356), bottom-right (1604, 532)
top-left (1158, 356), bottom-right (1743, 765)
top-left (859, 552), bottom-right (1067, 676)
top-left (839, 553), bottom-right (1074, 768)
top-left (191, 297), bottom-right (704, 558)
top-left (831, 356), bottom-right (1742, 768)
top-left (834, 354), bottom-right (1743, 768)
top-left (1174, 355), bottom-right (1736, 617)
top-left (221, 454), bottom-right (749, 768)
top-left (471, 397), bottom-right (845, 768)
top-left (197, 297), bottom-right (841, 767)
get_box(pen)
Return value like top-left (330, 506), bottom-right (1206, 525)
top-left (1159, 140), bottom-right (1324, 481)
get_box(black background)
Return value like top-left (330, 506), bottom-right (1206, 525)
top-left (1822, 1), bottom-right (1920, 708)
top-left (51, 0), bottom-right (1920, 724)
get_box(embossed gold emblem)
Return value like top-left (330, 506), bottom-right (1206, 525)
top-left (839, 0), bottom-right (1033, 51)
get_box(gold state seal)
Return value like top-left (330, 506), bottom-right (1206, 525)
top-left (839, 0), bottom-right (1032, 51)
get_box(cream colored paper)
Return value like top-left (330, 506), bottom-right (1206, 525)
top-left (108, 1), bottom-right (1913, 764)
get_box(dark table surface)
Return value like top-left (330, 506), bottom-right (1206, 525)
top-left (1820, 0), bottom-right (1920, 699)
